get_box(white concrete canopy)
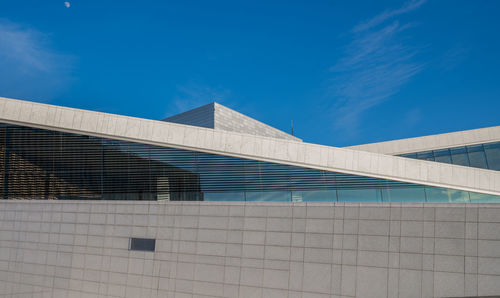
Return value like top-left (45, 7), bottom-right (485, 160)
top-left (1, 96), bottom-right (500, 195)
top-left (347, 125), bottom-right (500, 155)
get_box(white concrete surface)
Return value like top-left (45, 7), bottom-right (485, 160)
top-left (163, 102), bottom-right (301, 141)
top-left (213, 102), bottom-right (301, 141)
top-left (347, 125), bottom-right (500, 155)
top-left (1, 200), bottom-right (500, 298)
top-left (1, 96), bottom-right (500, 196)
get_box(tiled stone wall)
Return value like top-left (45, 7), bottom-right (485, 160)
top-left (162, 104), bottom-right (215, 129)
top-left (213, 103), bottom-right (301, 141)
top-left (162, 102), bottom-right (301, 141)
top-left (1, 201), bottom-right (500, 298)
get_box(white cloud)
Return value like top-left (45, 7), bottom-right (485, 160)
top-left (0, 19), bottom-right (73, 100)
top-left (352, 0), bottom-right (427, 33)
top-left (327, 3), bottom-right (426, 136)
top-left (64, 2), bottom-right (71, 8)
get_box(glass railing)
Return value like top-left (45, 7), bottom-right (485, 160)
top-left (202, 187), bottom-right (499, 203)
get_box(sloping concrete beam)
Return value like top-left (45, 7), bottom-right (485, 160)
top-left (1, 96), bottom-right (500, 195)
top-left (347, 126), bottom-right (500, 155)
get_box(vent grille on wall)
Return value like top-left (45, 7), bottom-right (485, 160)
top-left (130, 238), bottom-right (155, 252)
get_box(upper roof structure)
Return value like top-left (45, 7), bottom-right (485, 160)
top-left (163, 102), bottom-right (301, 141)
top-left (1, 96), bottom-right (500, 196)
top-left (347, 126), bottom-right (500, 155)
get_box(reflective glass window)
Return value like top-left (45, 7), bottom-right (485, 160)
top-left (467, 145), bottom-right (488, 169)
top-left (469, 192), bottom-right (500, 203)
top-left (337, 189), bottom-right (382, 202)
top-left (416, 151), bottom-right (434, 161)
top-left (1, 122), bottom-right (497, 203)
top-left (433, 149), bottom-right (452, 164)
top-left (398, 141), bottom-right (500, 171)
top-left (246, 191), bottom-right (291, 202)
top-left (425, 187), bottom-right (469, 203)
top-left (484, 142), bottom-right (500, 171)
top-left (0, 123), bottom-right (431, 202)
top-left (450, 147), bottom-right (470, 166)
top-left (204, 192), bottom-right (245, 201)
top-left (292, 190), bottom-right (337, 202)
top-left (400, 153), bottom-right (417, 159)
top-left (381, 187), bottom-right (426, 202)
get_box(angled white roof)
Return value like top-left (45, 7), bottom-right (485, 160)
top-left (163, 102), bottom-right (301, 141)
top-left (347, 126), bottom-right (500, 155)
top-left (1, 96), bottom-right (500, 195)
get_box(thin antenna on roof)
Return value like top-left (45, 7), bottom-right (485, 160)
top-left (291, 119), bottom-right (294, 136)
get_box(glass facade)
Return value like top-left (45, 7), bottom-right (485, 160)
top-left (1, 123), bottom-right (499, 202)
top-left (399, 141), bottom-right (500, 171)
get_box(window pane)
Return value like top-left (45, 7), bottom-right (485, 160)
top-left (417, 151), bottom-right (434, 161)
top-left (467, 145), bottom-right (488, 169)
top-left (484, 142), bottom-right (500, 170)
top-left (433, 149), bottom-right (452, 164)
top-left (338, 189), bottom-right (382, 202)
top-left (292, 190), bottom-right (337, 202)
top-left (400, 153), bottom-right (417, 159)
top-left (246, 191), bottom-right (290, 202)
top-left (450, 147), bottom-right (470, 166)
top-left (425, 187), bottom-right (469, 203)
top-left (469, 192), bottom-right (500, 203)
top-left (381, 187), bottom-right (426, 202)
top-left (204, 192), bottom-right (245, 201)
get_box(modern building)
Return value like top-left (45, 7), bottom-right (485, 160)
top-left (0, 96), bottom-right (499, 298)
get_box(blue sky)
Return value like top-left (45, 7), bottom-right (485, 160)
top-left (1, 1), bottom-right (499, 146)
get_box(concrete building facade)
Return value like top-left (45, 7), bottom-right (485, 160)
top-left (1, 97), bottom-right (500, 298)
